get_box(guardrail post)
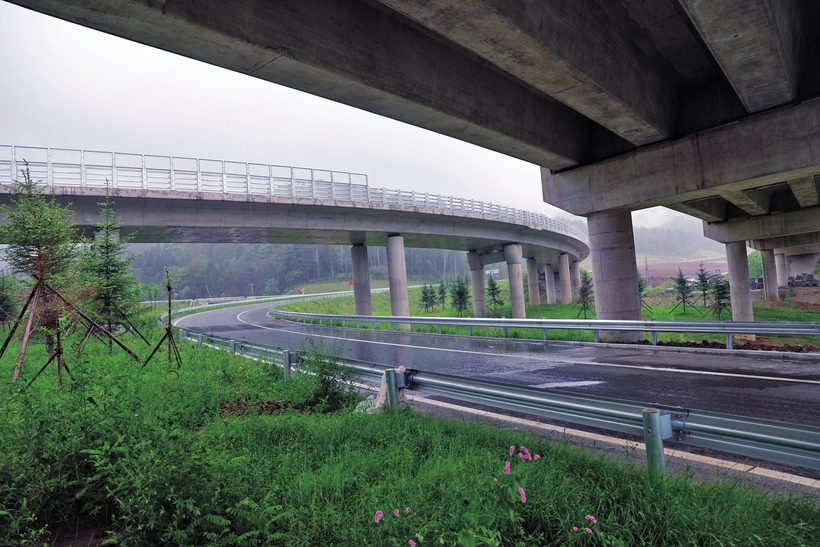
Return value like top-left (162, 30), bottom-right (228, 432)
top-left (385, 369), bottom-right (399, 410)
top-left (502, 327), bottom-right (507, 338)
top-left (437, 324), bottom-right (442, 335)
top-left (197, 333), bottom-right (203, 346)
top-left (231, 340), bottom-right (237, 355)
top-left (726, 333), bottom-right (733, 349)
top-left (468, 326), bottom-right (472, 337)
top-left (284, 350), bottom-right (295, 381)
top-left (593, 330), bottom-right (600, 343)
top-left (642, 408), bottom-right (667, 480)
top-left (542, 328), bottom-right (548, 341)
top-left (651, 332), bottom-right (658, 346)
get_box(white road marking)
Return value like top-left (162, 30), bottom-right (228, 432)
top-left (531, 381), bottom-right (603, 388)
top-left (178, 306), bottom-right (820, 386)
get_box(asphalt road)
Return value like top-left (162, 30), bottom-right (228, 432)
top-left (174, 303), bottom-right (820, 428)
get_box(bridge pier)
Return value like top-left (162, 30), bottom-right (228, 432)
top-left (467, 251), bottom-right (487, 318)
top-left (544, 263), bottom-right (556, 304)
top-left (570, 259), bottom-right (581, 298)
top-left (526, 257), bottom-right (540, 306)
top-left (558, 254), bottom-right (572, 305)
top-left (760, 248), bottom-right (779, 302)
top-left (386, 234), bottom-right (410, 317)
top-left (726, 241), bottom-right (754, 323)
top-left (775, 252), bottom-right (788, 287)
top-left (351, 244), bottom-right (372, 316)
top-left (504, 244), bottom-right (526, 318)
top-left (587, 209), bottom-right (641, 341)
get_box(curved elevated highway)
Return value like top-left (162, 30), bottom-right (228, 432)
top-left (0, 145), bottom-right (588, 318)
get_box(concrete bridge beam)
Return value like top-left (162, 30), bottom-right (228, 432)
top-left (504, 244), bottom-right (526, 319)
top-left (526, 257), bottom-right (540, 306)
top-left (726, 241), bottom-right (754, 323)
top-left (587, 209), bottom-right (641, 342)
top-left (351, 244), bottom-right (372, 316)
top-left (544, 263), bottom-right (556, 304)
top-left (760, 248), bottom-right (779, 302)
top-left (386, 234), bottom-right (409, 317)
top-left (467, 251), bottom-right (486, 318)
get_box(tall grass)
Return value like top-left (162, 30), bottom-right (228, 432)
top-left (1, 334), bottom-right (819, 545)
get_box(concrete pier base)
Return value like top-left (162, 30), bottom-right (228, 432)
top-left (558, 254), bottom-right (572, 305)
top-left (726, 241), bottom-right (754, 326)
top-left (571, 259), bottom-right (581, 298)
top-left (544, 263), bottom-right (556, 304)
top-left (526, 258), bottom-right (540, 306)
top-left (760, 248), bottom-right (779, 302)
top-left (351, 244), bottom-right (372, 316)
top-left (467, 251), bottom-right (486, 318)
top-left (775, 253), bottom-right (788, 287)
top-left (587, 209), bottom-right (641, 342)
top-left (386, 235), bottom-right (410, 317)
top-left (504, 244), bottom-right (526, 318)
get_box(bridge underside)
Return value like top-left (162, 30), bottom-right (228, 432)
top-left (9, 0), bottom-right (820, 331)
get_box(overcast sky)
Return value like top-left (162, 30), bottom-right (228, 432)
top-left (0, 1), bottom-right (691, 230)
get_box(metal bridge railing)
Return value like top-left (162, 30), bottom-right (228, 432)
top-left (268, 308), bottom-right (820, 349)
top-left (177, 328), bottom-right (820, 473)
top-left (0, 145), bottom-right (588, 244)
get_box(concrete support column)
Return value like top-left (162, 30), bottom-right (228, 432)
top-left (775, 253), bottom-right (788, 287)
top-left (570, 259), bottom-right (581, 298)
top-left (726, 241), bottom-right (754, 322)
top-left (467, 251), bottom-right (486, 318)
top-left (386, 235), bottom-right (410, 317)
top-left (526, 258), bottom-right (540, 306)
top-left (587, 209), bottom-right (641, 342)
top-left (504, 244), bottom-right (526, 319)
top-left (544, 263), bottom-right (556, 304)
top-left (760, 248), bottom-right (779, 302)
top-left (558, 254), bottom-right (572, 305)
top-left (351, 244), bottom-right (372, 316)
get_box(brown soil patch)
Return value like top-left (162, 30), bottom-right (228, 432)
top-left (221, 399), bottom-right (291, 416)
top-left (36, 515), bottom-right (111, 547)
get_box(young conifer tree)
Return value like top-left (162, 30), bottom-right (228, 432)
top-left (486, 273), bottom-right (504, 310)
top-left (82, 193), bottom-right (142, 346)
top-left (450, 274), bottom-right (471, 317)
top-left (694, 262), bottom-right (712, 307)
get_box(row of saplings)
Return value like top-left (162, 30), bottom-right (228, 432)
top-left (0, 165), bottom-right (166, 387)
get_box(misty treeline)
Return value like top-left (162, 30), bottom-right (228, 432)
top-left (129, 243), bottom-right (471, 299)
top-left (559, 217), bottom-right (723, 256)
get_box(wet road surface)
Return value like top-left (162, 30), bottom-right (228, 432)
top-left (175, 303), bottom-right (820, 427)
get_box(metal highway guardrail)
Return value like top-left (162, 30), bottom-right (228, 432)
top-left (268, 309), bottom-right (820, 349)
top-left (176, 328), bottom-right (820, 474)
top-left (0, 145), bottom-right (588, 244)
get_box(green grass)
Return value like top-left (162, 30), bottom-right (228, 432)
top-left (1, 332), bottom-right (819, 546)
top-left (279, 284), bottom-right (820, 346)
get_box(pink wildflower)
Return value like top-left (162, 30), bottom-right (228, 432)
top-left (409, 541), bottom-right (416, 547)
top-left (518, 446), bottom-right (532, 460)
top-left (394, 509), bottom-right (400, 517)
top-left (585, 528), bottom-right (593, 534)
top-left (534, 454), bottom-right (540, 460)
top-left (572, 527), bottom-right (578, 532)
top-left (405, 507), bottom-right (411, 514)
top-left (374, 511), bottom-right (383, 523)
top-left (415, 533), bottom-right (420, 538)
top-left (518, 487), bottom-right (526, 503)
top-left (504, 461), bottom-right (510, 475)
top-left (510, 445), bottom-right (515, 456)
top-left (585, 515), bottom-right (597, 524)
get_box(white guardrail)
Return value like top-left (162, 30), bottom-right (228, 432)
top-left (269, 306), bottom-right (820, 350)
top-left (0, 145), bottom-right (588, 245)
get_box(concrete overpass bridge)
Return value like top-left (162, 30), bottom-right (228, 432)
top-left (9, 0), bottom-right (820, 337)
top-left (0, 145), bottom-right (589, 318)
